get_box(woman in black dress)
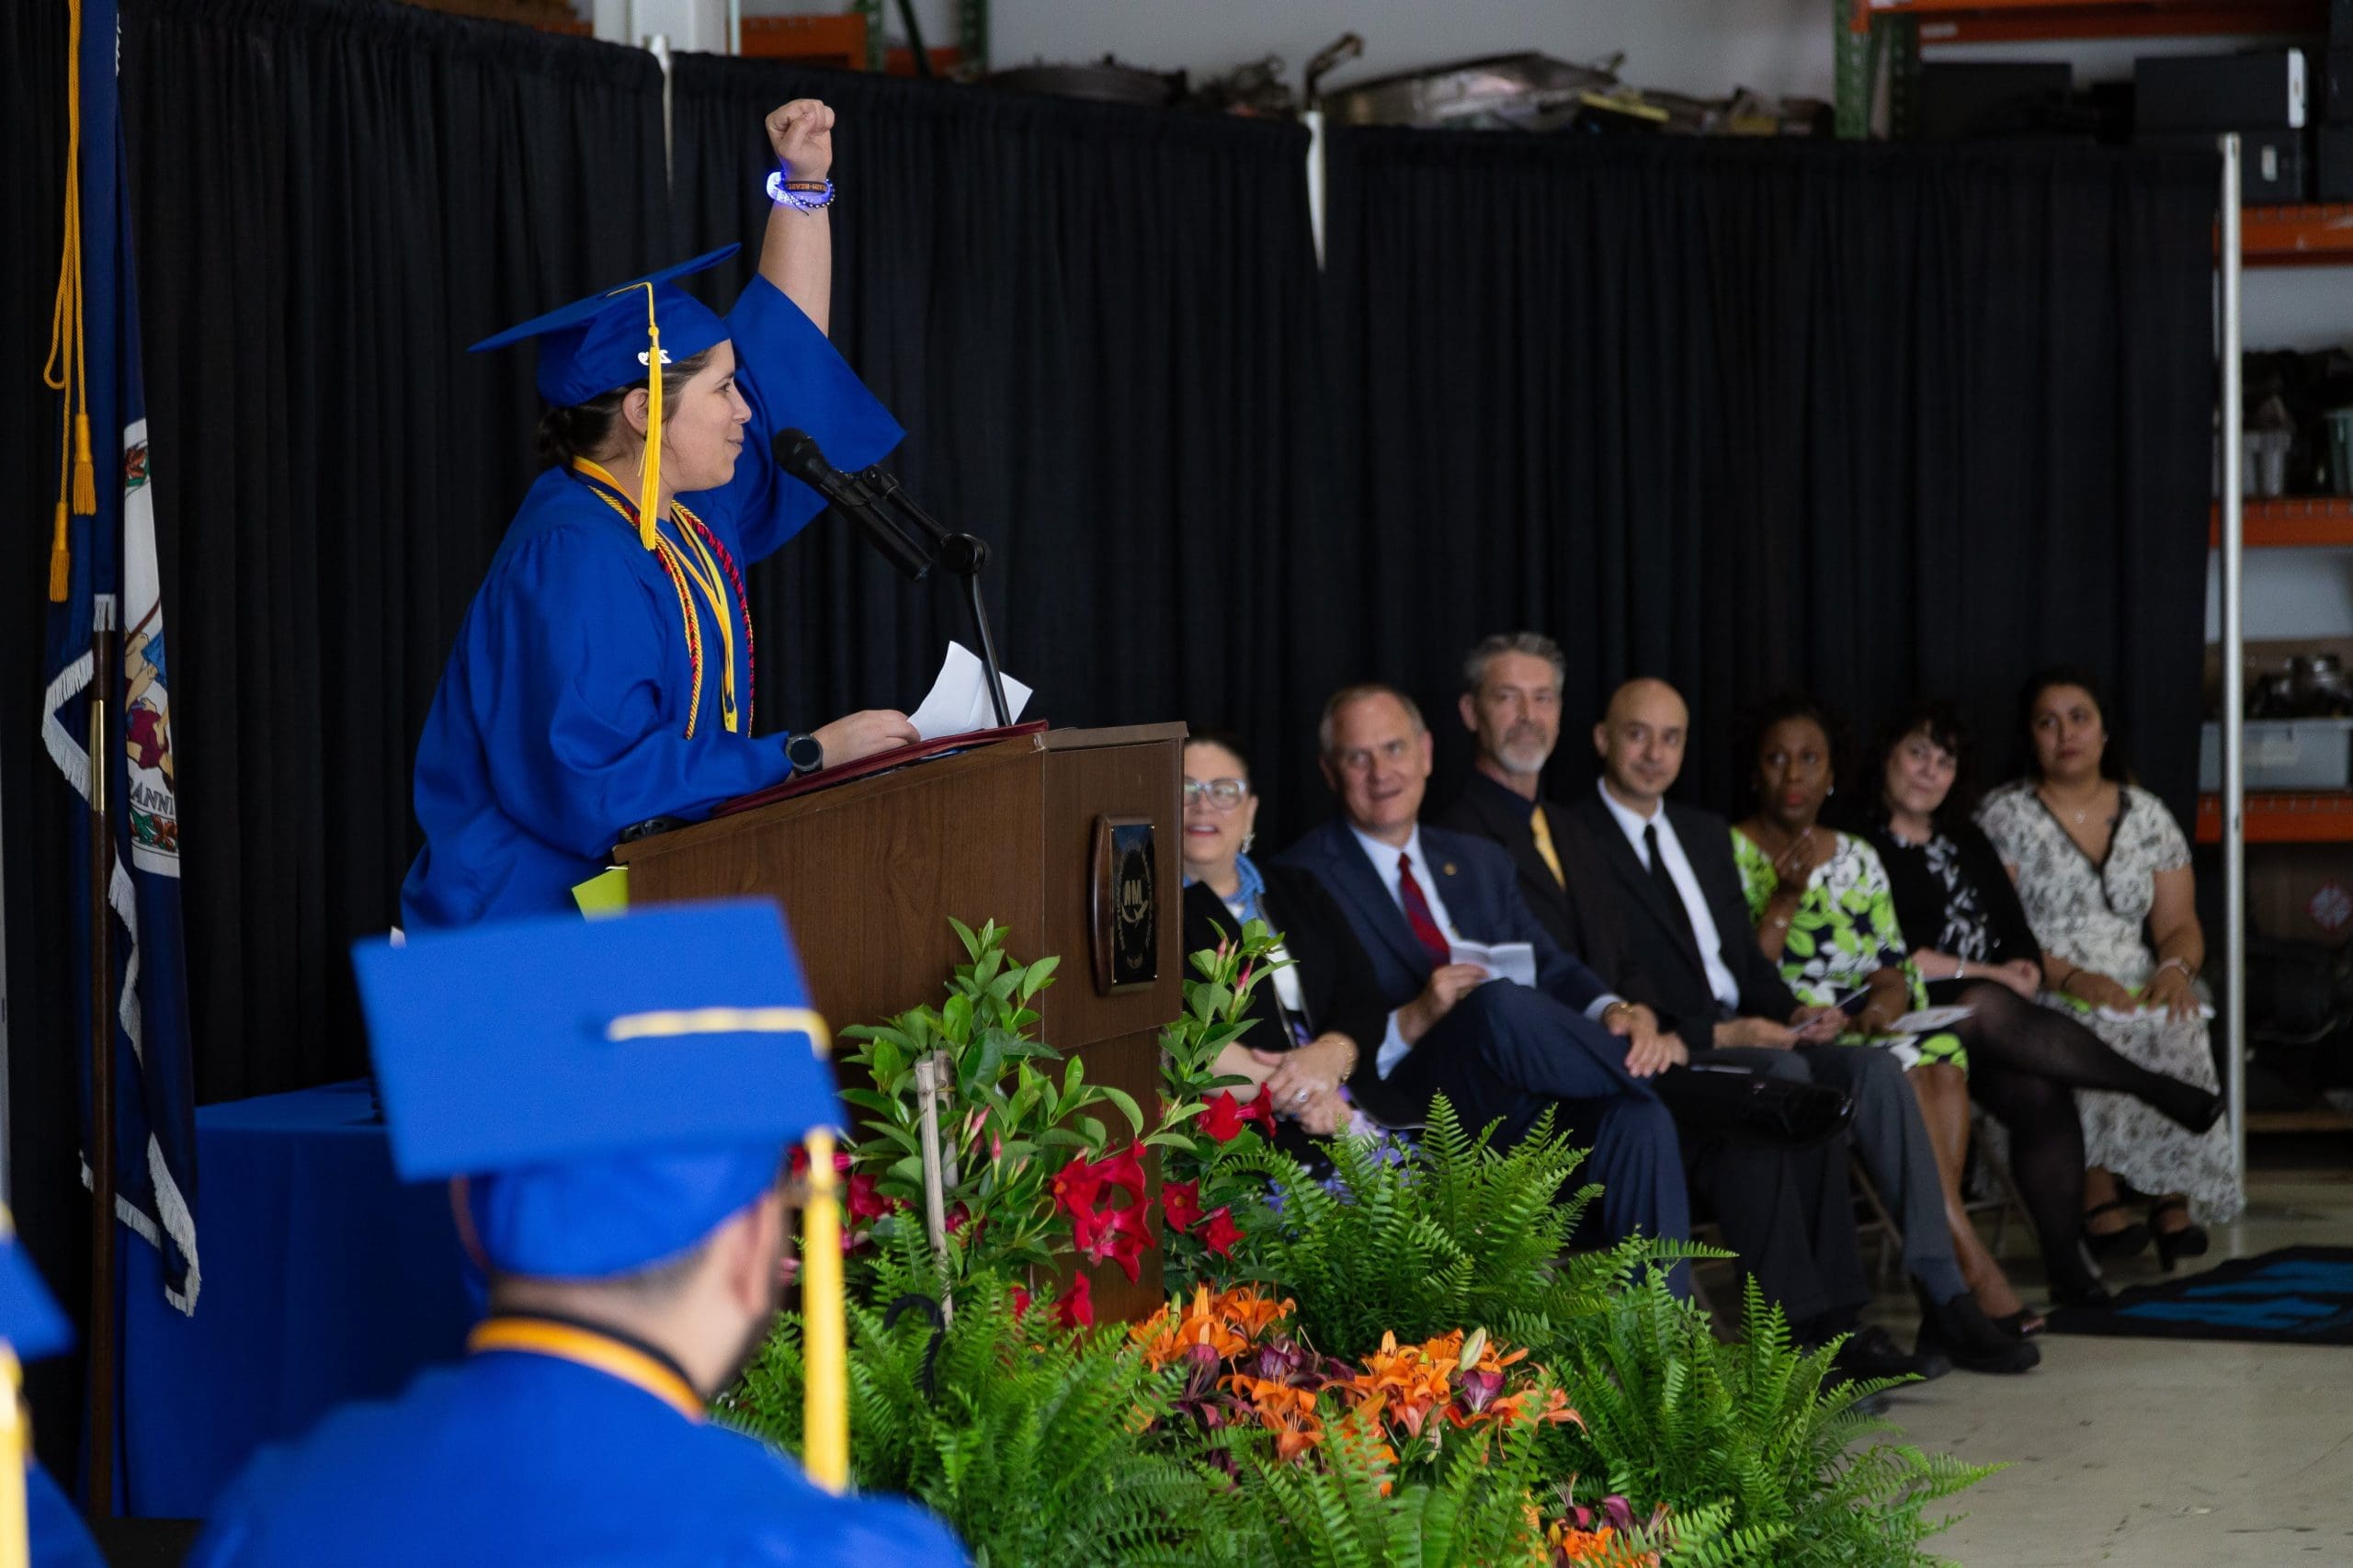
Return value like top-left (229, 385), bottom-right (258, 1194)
top-left (1859, 700), bottom-right (2222, 1323)
top-left (1178, 732), bottom-right (1393, 1149)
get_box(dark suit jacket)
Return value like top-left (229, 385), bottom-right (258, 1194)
top-left (1277, 818), bottom-right (1610, 1017)
top-left (1434, 771), bottom-right (1654, 1000)
top-left (1180, 867), bottom-right (1389, 1106)
top-left (1563, 790), bottom-right (1800, 1037)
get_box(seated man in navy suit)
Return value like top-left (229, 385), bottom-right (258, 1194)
top-left (1279, 683), bottom-right (1691, 1273)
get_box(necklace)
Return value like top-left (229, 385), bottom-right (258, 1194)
top-left (2040, 782), bottom-right (2109, 829)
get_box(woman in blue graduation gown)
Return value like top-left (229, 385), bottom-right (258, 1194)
top-left (402, 100), bottom-right (917, 931)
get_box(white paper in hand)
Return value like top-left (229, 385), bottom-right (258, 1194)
top-left (1889, 1006), bottom-right (1975, 1034)
top-left (1448, 938), bottom-right (1538, 989)
top-left (907, 641), bottom-right (1033, 742)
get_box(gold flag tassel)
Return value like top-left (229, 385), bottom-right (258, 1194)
top-left (44, 0), bottom-right (92, 601)
top-left (634, 281), bottom-right (663, 552)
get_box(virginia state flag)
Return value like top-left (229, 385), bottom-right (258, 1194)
top-left (41, 0), bottom-right (200, 1312)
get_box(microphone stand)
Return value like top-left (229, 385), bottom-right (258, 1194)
top-left (856, 467), bottom-right (1014, 730)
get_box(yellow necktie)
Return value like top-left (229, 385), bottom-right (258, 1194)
top-left (1529, 803), bottom-right (1565, 888)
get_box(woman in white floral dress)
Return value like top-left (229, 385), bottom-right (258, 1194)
top-left (1977, 670), bottom-right (2241, 1265)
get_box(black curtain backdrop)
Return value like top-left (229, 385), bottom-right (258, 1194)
top-left (3, 0), bottom-right (94, 1478)
top-left (1322, 131), bottom-right (2216, 825)
top-left (116, 0), bottom-right (670, 1099)
top-left (666, 60), bottom-right (1333, 815)
top-left (6, 7), bottom-right (2217, 1223)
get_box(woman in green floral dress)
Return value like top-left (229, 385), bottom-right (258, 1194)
top-left (1731, 697), bottom-right (2035, 1332)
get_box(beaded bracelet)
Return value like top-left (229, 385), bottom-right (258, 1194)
top-left (766, 171), bottom-right (835, 210)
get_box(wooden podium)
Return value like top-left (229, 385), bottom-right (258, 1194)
top-left (611, 722), bottom-right (1186, 1315)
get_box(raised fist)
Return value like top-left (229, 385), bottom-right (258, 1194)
top-left (767, 99), bottom-right (835, 182)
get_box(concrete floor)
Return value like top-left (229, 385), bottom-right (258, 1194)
top-left (1871, 1163), bottom-right (2353, 1566)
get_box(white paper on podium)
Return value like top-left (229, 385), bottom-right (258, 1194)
top-left (1449, 938), bottom-right (1538, 989)
top-left (908, 641), bottom-right (1034, 742)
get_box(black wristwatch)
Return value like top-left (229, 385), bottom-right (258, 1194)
top-left (786, 732), bottom-right (825, 777)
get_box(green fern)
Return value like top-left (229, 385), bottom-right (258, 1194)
top-left (1229, 1096), bottom-right (1704, 1364)
top-left (1550, 1273), bottom-right (1999, 1567)
top-left (722, 1270), bottom-right (1236, 1566)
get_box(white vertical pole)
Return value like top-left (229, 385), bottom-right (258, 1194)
top-left (1303, 108), bottom-right (1328, 269)
top-left (2219, 133), bottom-right (2247, 1199)
top-left (648, 33), bottom-right (674, 193)
top-left (727, 0), bottom-right (741, 55)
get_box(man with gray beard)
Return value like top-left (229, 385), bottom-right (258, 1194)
top-left (1438, 634), bottom-right (1941, 1387)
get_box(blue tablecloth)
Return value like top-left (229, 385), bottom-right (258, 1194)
top-left (121, 1081), bottom-right (474, 1519)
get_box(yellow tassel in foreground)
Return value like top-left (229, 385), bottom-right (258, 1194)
top-left (801, 1127), bottom-right (847, 1494)
top-left (0, 1347), bottom-right (28, 1568)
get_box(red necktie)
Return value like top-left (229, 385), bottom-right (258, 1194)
top-left (1397, 852), bottom-right (1454, 968)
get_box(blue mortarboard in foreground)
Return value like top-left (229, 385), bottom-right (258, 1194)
top-left (470, 245), bottom-right (741, 408)
top-left (352, 901), bottom-right (838, 1279)
top-left (0, 1216), bottom-right (72, 1365)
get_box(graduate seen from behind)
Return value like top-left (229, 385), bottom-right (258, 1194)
top-left (188, 903), bottom-right (965, 1567)
top-left (403, 100), bottom-right (918, 931)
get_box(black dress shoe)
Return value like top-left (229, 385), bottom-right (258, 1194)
top-left (2049, 1278), bottom-right (2114, 1312)
top-left (1834, 1323), bottom-right (1950, 1385)
top-left (2081, 1200), bottom-right (2151, 1262)
top-left (2150, 1198), bottom-right (2211, 1271)
top-left (1915, 1287), bottom-right (2040, 1375)
top-left (2166, 1089), bottom-right (2225, 1137)
top-left (1660, 1065), bottom-right (1854, 1152)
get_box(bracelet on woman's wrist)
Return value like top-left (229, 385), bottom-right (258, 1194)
top-left (766, 171), bottom-right (835, 210)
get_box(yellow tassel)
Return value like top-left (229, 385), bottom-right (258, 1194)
top-left (636, 282), bottom-right (662, 552)
top-left (47, 503), bottom-right (70, 605)
top-left (70, 414), bottom-right (97, 517)
top-left (801, 1126), bottom-right (847, 1494)
top-left (0, 1346), bottom-right (26, 1568)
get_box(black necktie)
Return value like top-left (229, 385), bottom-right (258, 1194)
top-left (1644, 823), bottom-right (1704, 960)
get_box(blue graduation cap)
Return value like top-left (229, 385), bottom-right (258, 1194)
top-left (470, 245), bottom-right (741, 409)
top-left (351, 901), bottom-right (838, 1280)
top-left (0, 1214), bottom-right (72, 1366)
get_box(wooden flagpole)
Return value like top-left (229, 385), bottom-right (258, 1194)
top-left (85, 602), bottom-right (117, 1521)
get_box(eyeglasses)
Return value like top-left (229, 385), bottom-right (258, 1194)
top-left (1182, 778), bottom-right (1250, 810)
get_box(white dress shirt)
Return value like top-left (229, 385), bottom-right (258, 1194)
top-left (1596, 778), bottom-right (1744, 1013)
top-left (1344, 823), bottom-right (1624, 1077)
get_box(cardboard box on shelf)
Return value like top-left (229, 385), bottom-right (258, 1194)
top-left (2249, 845), bottom-right (2353, 948)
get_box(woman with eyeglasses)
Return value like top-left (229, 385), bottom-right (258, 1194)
top-left (1180, 732), bottom-right (1388, 1142)
top-left (1975, 669), bottom-right (2240, 1267)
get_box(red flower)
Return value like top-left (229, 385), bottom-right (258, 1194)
top-left (1073, 1200), bottom-right (1151, 1282)
top-left (1051, 1150), bottom-right (1105, 1217)
top-left (1160, 1178), bottom-right (1204, 1233)
top-left (845, 1173), bottom-right (900, 1224)
top-left (1053, 1274), bottom-right (1094, 1330)
top-left (1200, 1091), bottom-right (1264, 1142)
top-left (1093, 1142), bottom-right (1147, 1207)
top-left (1198, 1206), bottom-right (1243, 1258)
top-left (1010, 1285), bottom-right (1033, 1319)
top-left (1241, 1090), bottom-right (1278, 1136)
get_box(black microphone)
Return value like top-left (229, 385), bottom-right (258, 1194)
top-left (773, 428), bottom-right (934, 580)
